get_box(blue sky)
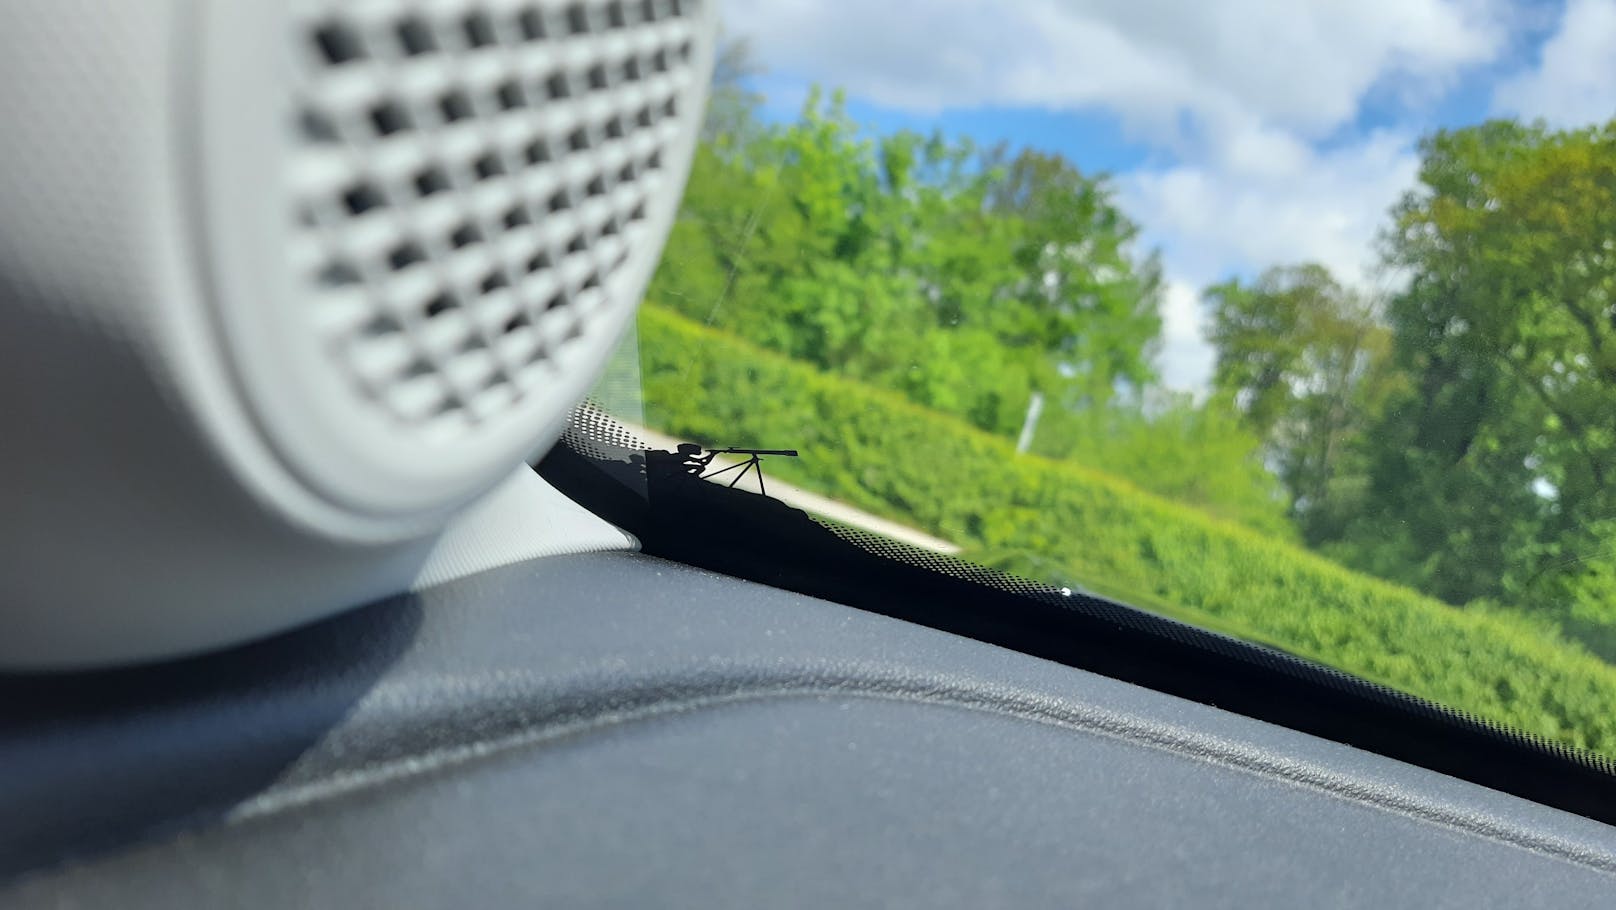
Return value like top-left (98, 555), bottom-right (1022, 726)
top-left (721, 0), bottom-right (1616, 389)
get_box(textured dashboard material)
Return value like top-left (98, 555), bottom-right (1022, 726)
top-left (5, 552), bottom-right (1616, 907)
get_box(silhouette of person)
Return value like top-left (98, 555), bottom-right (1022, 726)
top-left (677, 443), bottom-right (716, 476)
top-left (644, 444), bottom-right (712, 481)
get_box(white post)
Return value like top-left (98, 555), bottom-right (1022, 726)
top-left (1016, 391), bottom-right (1045, 454)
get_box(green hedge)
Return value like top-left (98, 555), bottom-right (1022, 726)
top-left (638, 305), bottom-right (1616, 758)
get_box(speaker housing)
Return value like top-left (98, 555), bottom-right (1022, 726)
top-left (0, 0), bottom-right (715, 667)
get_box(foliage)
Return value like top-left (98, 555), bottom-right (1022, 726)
top-left (648, 89), bottom-right (1163, 437)
top-left (1205, 265), bottom-right (1403, 543)
top-left (638, 306), bottom-right (1616, 759)
top-left (1328, 121), bottom-right (1616, 608)
top-left (1195, 121), bottom-right (1616, 628)
top-left (657, 84), bottom-right (1283, 530)
top-left (649, 60), bottom-right (1616, 754)
top-left (1550, 521), bottom-right (1616, 664)
top-left (1032, 393), bottom-right (1293, 538)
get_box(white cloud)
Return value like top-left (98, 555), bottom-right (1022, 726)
top-left (1123, 124), bottom-right (1421, 389)
top-left (1493, 0), bottom-right (1616, 126)
top-left (1157, 279), bottom-right (1214, 390)
top-left (1123, 126), bottom-right (1421, 287)
top-left (722, 0), bottom-right (1502, 139)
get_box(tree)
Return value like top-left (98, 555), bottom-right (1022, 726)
top-left (1347, 119), bottom-right (1616, 606)
top-left (647, 89), bottom-right (1164, 438)
top-left (1204, 264), bottom-right (1401, 544)
top-left (983, 148), bottom-right (1164, 407)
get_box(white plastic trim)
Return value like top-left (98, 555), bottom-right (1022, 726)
top-left (0, 0), bottom-right (712, 668)
top-left (409, 468), bottom-right (638, 590)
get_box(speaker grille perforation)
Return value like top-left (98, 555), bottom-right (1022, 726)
top-left (290, 0), bottom-right (702, 438)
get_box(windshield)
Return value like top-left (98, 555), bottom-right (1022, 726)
top-left (589, 1), bottom-right (1616, 761)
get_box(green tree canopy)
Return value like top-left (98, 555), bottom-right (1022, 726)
top-left (1344, 120), bottom-right (1616, 606)
top-left (649, 89), bottom-right (1163, 437)
top-left (1205, 264), bottom-right (1402, 544)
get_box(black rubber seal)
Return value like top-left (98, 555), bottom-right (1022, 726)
top-left (540, 409), bottom-right (1616, 830)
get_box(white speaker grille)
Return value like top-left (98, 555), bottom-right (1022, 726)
top-left (290, 0), bottom-right (702, 440)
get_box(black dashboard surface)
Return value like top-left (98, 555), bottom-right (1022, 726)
top-left (5, 551), bottom-right (1616, 907)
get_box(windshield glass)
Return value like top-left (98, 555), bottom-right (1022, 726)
top-left (592, 1), bottom-right (1616, 761)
